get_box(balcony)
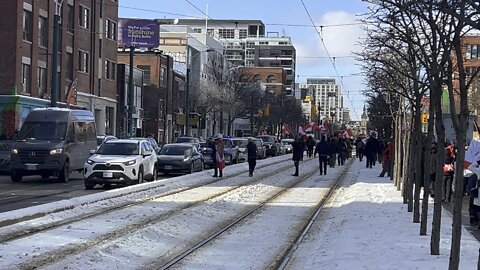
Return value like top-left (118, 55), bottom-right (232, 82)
top-left (225, 55), bottom-right (243, 61)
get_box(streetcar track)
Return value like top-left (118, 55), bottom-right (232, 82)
top-left (151, 159), bottom-right (341, 270)
top-left (6, 157), bottom-right (310, 269)
top-left (275, 158), bottom-right (354, 270)
top-left (0, 156), bottom-right (292, 238)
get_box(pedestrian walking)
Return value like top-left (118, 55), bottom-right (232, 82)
top-left (315, 136), bottom-right (331, 175)
top-left (364, 134), bottom-right (379, 169)
top-left (213, 133), bottom-right (225, 177)
top-left (429, 141), bottom-right (438, 197)
top-left (328, 138), bottom-right (338, 168)
top-left (291, 137), bottom-right (304, 176)
top-left (355, 137), bottom-right (365, 162)
top-left (379, 138), bottom-right (393, 177)
top-left (246, 138), bottom-right (258, 177)
top-left (442, 141), bottom-right (455, 202)
top-left (306, 136), bottom-right (316, 158)
top-left (337, 138), bottom-right (347, 166)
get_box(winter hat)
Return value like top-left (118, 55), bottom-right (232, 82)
top-left (215, 133), bottom-right (223, 139)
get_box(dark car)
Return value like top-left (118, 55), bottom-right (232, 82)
top-left (157, 143), bottom-right (204, 174)
top-left (256, 135), bottom-right (280, 157)
top-left (200, 142), bottom-right (214, 168)
top-left (0, 141), bottom-right (13, 173)
top-left (176, 136), bottom-right (201, 149)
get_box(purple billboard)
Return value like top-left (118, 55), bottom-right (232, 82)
top-left (118, 19), bottom-right (159, 47)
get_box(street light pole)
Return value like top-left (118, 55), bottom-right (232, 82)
top-left (51, 0), bottom-right (63, 107)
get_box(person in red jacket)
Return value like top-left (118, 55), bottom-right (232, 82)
top-left (379, 138), bottom-right (393, 177)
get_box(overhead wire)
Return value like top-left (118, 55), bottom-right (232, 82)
top-left (299, 0), bottom-right (361, 120)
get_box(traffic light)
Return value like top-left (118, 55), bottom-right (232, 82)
top-left (422, 113), bottom-right (428, 124)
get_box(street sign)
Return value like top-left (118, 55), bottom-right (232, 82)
top-left (422, 113), bottom-right (428, 124)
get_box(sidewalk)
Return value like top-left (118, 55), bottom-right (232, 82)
top-left (286, 158), bottom-right (479, 270)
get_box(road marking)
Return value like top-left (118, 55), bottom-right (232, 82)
top-left (0, 196), bottom-right (18, 201)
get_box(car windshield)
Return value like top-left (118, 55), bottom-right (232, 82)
top-left (233, 140), bottom-right (248, 147)
top-left (253, 140), bottom-right (262, 147)
top-left (160, 145), bottom-right (191, 156)
top-left (258, 136), bottom-right (275, 143)
top-left (97, 142), bottom-right (139, 155)
top-left (17, 122), bottom-right (67, 141)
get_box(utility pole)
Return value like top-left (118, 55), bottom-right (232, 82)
top-left (250, 89), bottom-right (254, 136)
top-left (51, 0), bottom-right (63, 107)
top-left (185, 67), bottom-right (191, 136)
top-left (128, 46), bottom-right (134, 137)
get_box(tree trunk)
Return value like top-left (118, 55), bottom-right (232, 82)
top-left (431, 82), bottom-right (445, 255)
top-left (413, 103), bottom-right (423, 223)
top-left (407, 120), bottom-right (416, 212)
top-left (402, 123), bottom-right (411, 205)
top-left (420, 103), bottom-right (435, 235)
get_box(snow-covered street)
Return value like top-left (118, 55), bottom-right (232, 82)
top-left (0, 155), bottom-right (479, 269)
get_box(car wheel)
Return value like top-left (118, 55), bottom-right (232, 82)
top-left (11, 171), bottom-right (23, 183)
top-left (41, 173), bottom-right (50, 179)
top-left (58, 161), bottom-right (70, 183)
top-left (188, 162), bottom-right (194, 174)
top-left (200, 161), bottom-right (204, 171)
top-left (151, 165), bottom-right (158, 181)
top-left (84, 181), bottom-right (96, 190)
top-left (137, 167), bottom-right (145, 184)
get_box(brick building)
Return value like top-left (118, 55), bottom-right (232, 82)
top-left (116, 64), bottom-right (143, 138)
top-left (239, 67), bottom-right (286, 94)
top-left (0, 0), bottom-right (118, 135)
top-left (118, 51), bottom-right (180, 144)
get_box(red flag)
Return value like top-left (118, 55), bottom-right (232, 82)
top-left (282, 124), bottom-right (291, 134)
top-left (66, 79), bottom-right (78, 106)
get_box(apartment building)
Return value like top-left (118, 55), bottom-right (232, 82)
top-left (301, 78), bottom-right (345, 123)
top-left (157, 19), bottom-right (296, 96)
top-left (0, 0), bottom-right (118, 136)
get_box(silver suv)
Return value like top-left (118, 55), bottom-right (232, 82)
top-left (84, 139), bottom-right (157, 189)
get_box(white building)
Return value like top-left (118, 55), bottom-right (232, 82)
top-left (301, 78), bottom-right (345, 123)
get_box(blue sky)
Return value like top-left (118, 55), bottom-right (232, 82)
top-left (118, 0), bottom-right (369, 120)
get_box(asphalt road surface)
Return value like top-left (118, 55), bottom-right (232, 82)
top-left (0, 172), bottom-right (172, 213)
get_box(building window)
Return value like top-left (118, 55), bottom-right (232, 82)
top-left (218, 29), bottom-right (235, 39)
top-left (38, 67), bottom-right (47, 98)
top-left (466, 45), bottom-right (479, 60)
top-left (67, 5), bottom-right (74, 33)
top-left (138, 65), bottom-right (151, 86)
top-left (38, 16), bottom-right (48, 47)
top-left (99, 39), bottom-right (103, 58)
top-left (66, 52), bottom-right (73, 80)
top-left (160, 66), bottom-right (167, 87)
top-left (193, 28), bottom-right (202, 33)
top-left (253, 74), bottom-right (261, 83)
top-left (23, 10), bottom-right (33, 42)
top-left (207, 29), bottom-right (214, 36)
top-left (239, 29), bottom-right (248, 39)
top-left (105, 19), bottom-right (117, 40)
top-left (22, 63), bottom-right (31, 94)
top-left (79, 5), bottom-right (90, 29)
top-left (266, 75), bottom-right (277, 84)
top-left (105, 59), bottom-right (116, 80)
top-left (78, 50), bottom-right (89, 73)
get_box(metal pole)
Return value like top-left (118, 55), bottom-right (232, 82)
top-left (185, 67), bottom-right (190, 136)
top-left (250, 90), bottom-right (254, 136)
top-left (51, 0), bottom-right (63, 107)
top-left (128, 46), bottom-right (134, 138)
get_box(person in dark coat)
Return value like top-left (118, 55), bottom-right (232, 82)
top-left (337, 138), bottom-right (347, 166)
top-left (246, 138), bottom-right (258, 177)
top-left (443, 141), bottom-right (455, 202)
top-left (355, 137), bottom-right (365, 162)
top-left (291, 137), bottom-right (305, 176)
top-left (315, 136), bottom-right (331, 175)
top-left (208, 138), bottom-right (217, 177)
top-left (364, 135), bottom-right (379, 169)
top-left (306, 136), bottom-right (316, 158)
top-left (328, 138), bottom-right (338, 168)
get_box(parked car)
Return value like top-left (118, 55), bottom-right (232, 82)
top-left (232, 138), bottom-right (249, 162)
top-left (10, 108), bottom-right (96, 183)
top-left (250, 137), bottom-right (267, 159)
top-left (280, 139), bottom-right (294, 154)
top-left (0, 141), bottom-right (13, 173)
top-left (84, 139), bottom-right (158, 189)
top-left (257, 135), bottom-right (281, 157)
top-left (130, 137), bottom-right (161, 153)
top-left (223, 137), bottom-right (240, 165)
top-left (157, 143), bottom-right (204, 174)
top-left (199, 142), bottom-right (214, 168)
top-left (96, 135), bottom-right (117, 149)
top-left (175, 136), bottom-right (201, 148)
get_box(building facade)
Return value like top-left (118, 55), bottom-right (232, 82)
top-left (0, 0), bottom-right (119, 135)
top-left (239, 67), bottom-right (286, 94)
top-left (116, 64), bottom-right (143, 138)
top-left (117, 51), bottom-right (175, 144)
top-left (301, 78), bottom-right (344, 123)
top-left (157, 19), bottom-right (296, 96)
